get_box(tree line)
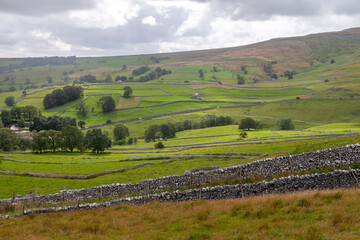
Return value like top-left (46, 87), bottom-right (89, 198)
top-left (43, 85), bottom-right (83, 109)
top-left (0, 125), bottom-right (111, 154)
top-left (0, 56), bottom-right (76, 74)
top-left (134, 66), bottom-right (171, 82)
top-left (144, 115), bottom-right (234, 142)
top-left (1, 105), bottom-right (40, 127)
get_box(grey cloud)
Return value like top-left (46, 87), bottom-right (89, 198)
top-left (0, 0), bottom-right (96, 16)
top-left (192, 0), bottom-right (360, 20)
top-left (334, 0), bottom-right (360, 15)
top-left (51, 7), bottom-right (187, 49)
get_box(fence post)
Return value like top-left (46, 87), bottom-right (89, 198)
top-left (77, 198), bottom-right (80, 211)
top-left (22, 203), bottom-right (25, 216)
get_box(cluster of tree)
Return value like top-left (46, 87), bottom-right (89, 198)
top-left (237, 74), bottom-right (246, 85)
top-left (62, 70), bottom-right (74, 76)
top-left (0, 128), bottom-right (32, 151)
top-left (144, 115), bottom-right (233, 142)
top-left (6, 87), bottom-right (16, 92)
top-left (79, 74), bottom-right (97, 83)
top-left (43, 86), bottom-right (83, 109)
top-left (31, 126), bottom-right (111, 153)
top-left (115, 76), bottom-right (129, 82)
top-left (78, 74), bottom-right (113, 83)
top-left (132, 66), bottom-right (150, 76)
top-left (150, 56), bottom-right (169, 63)
top-left (145, 124), bottom-right (176, 142)
top-left (0, 56), bottom-right (76, 74)
top-left (104, 75), bottom-right (112, 83)
top-left (137, 67), bottom-right (171, 82)
top-left (198, 69), bottom-right (204, 79)
top-left (283, 70), bottom-right (297, 80)
top-left (98, 96), bottom-right (116, 113)
top-left (29, 115), bottom-right (77, 132)
top-left (261, 63), bottom-right (278, 79)
top-left (112, 124), bottom-right (137, 145)
top-left (238, 117), bottom-right (263, 131)
top-left (277, 118), bottom-right (295, 130)
top-left (241, 66), bottom-right (248, 74)
top-left (1, 105), bottom-right (41, 127)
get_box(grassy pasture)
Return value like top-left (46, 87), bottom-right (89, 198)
top-left (59, 101), bottom-right (241, 126)
top-left (0, 134), bottom-right (359, 198)
top-left (84, 89), bottom-right (169, 96)
top-left (88, 84), bottom-right (195, 96)
top-left (138, 96), bottom-right (196, 107)
top-left (0, 91), bottom-right (23, 109)
top-left (308, 122), bottom-right (360, 132)
top-left (197, 87), bottom-right (312, 97)
top-left (2, 189), bottom-right (359, 239)
top-left (16, 98), bottom-right (44, 110)
top-left (23, 89), bottom-right (54, 98)
top-left (76, 55), bottom-right (154, 67)
top-left (200, 95), bottom-right (294, 102)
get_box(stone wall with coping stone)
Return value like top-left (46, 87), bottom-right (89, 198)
top-left (3, 168), bottom-right (359, 219)
top-left (1, 144), bottom-right (360, 206)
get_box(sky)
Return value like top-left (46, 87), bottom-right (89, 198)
top-left (1, 0), bottom-right (360, 57)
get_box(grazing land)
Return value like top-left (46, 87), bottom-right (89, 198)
top-left (1, 28), bottom-right (360, 237)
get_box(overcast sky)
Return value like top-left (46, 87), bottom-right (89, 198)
top-left (1, 0), bottom-right (360, 57)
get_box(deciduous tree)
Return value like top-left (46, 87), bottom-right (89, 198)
top-left (99, 96), bottom-right (115, 113)
top-left (5, 96), bottom-right (15, 107)
top-left (60, 125), bottom-right (83, 152)
top-left (277, 118), bottom-right (295, 130)
top-left (113, 124), bottom-right (129, 141)
top-left (84, 128), bottom-right (111, 153)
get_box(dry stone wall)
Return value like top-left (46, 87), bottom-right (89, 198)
top-left (1, 144), bottom-right (360, 206)
top-left (3, 169), bottom-right (360, 219)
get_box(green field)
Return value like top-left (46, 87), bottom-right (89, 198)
top-left (2, 28), bottom-right (360, 231)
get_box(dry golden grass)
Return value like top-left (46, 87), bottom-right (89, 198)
top-left (144, 39), bottom-right (313, 74)
top-left (1, 189), bottom-right (360, 239)
top-left (115, 96), bottom-right (141, 109)
top-left (71, 67), bottom-right (119, 78)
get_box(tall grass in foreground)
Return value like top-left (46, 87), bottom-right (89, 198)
top-left (1, 189), bottom-right (360, 239)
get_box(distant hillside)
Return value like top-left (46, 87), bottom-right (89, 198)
top-left (142, 27), bottom-right (360, 73)
top-left (1, 27), bottom-right (360, 91)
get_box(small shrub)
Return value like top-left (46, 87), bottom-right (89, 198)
top-left (106, 119), bottom-right (111, 124)
top-left (239, 131), bottom-right (248, 138)
top-left (114, 140), bottom-right (126, 145)
top-left (296, 96), bottom-right (300, 100)
top-left (154, 142), bottom-right (165, 149)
